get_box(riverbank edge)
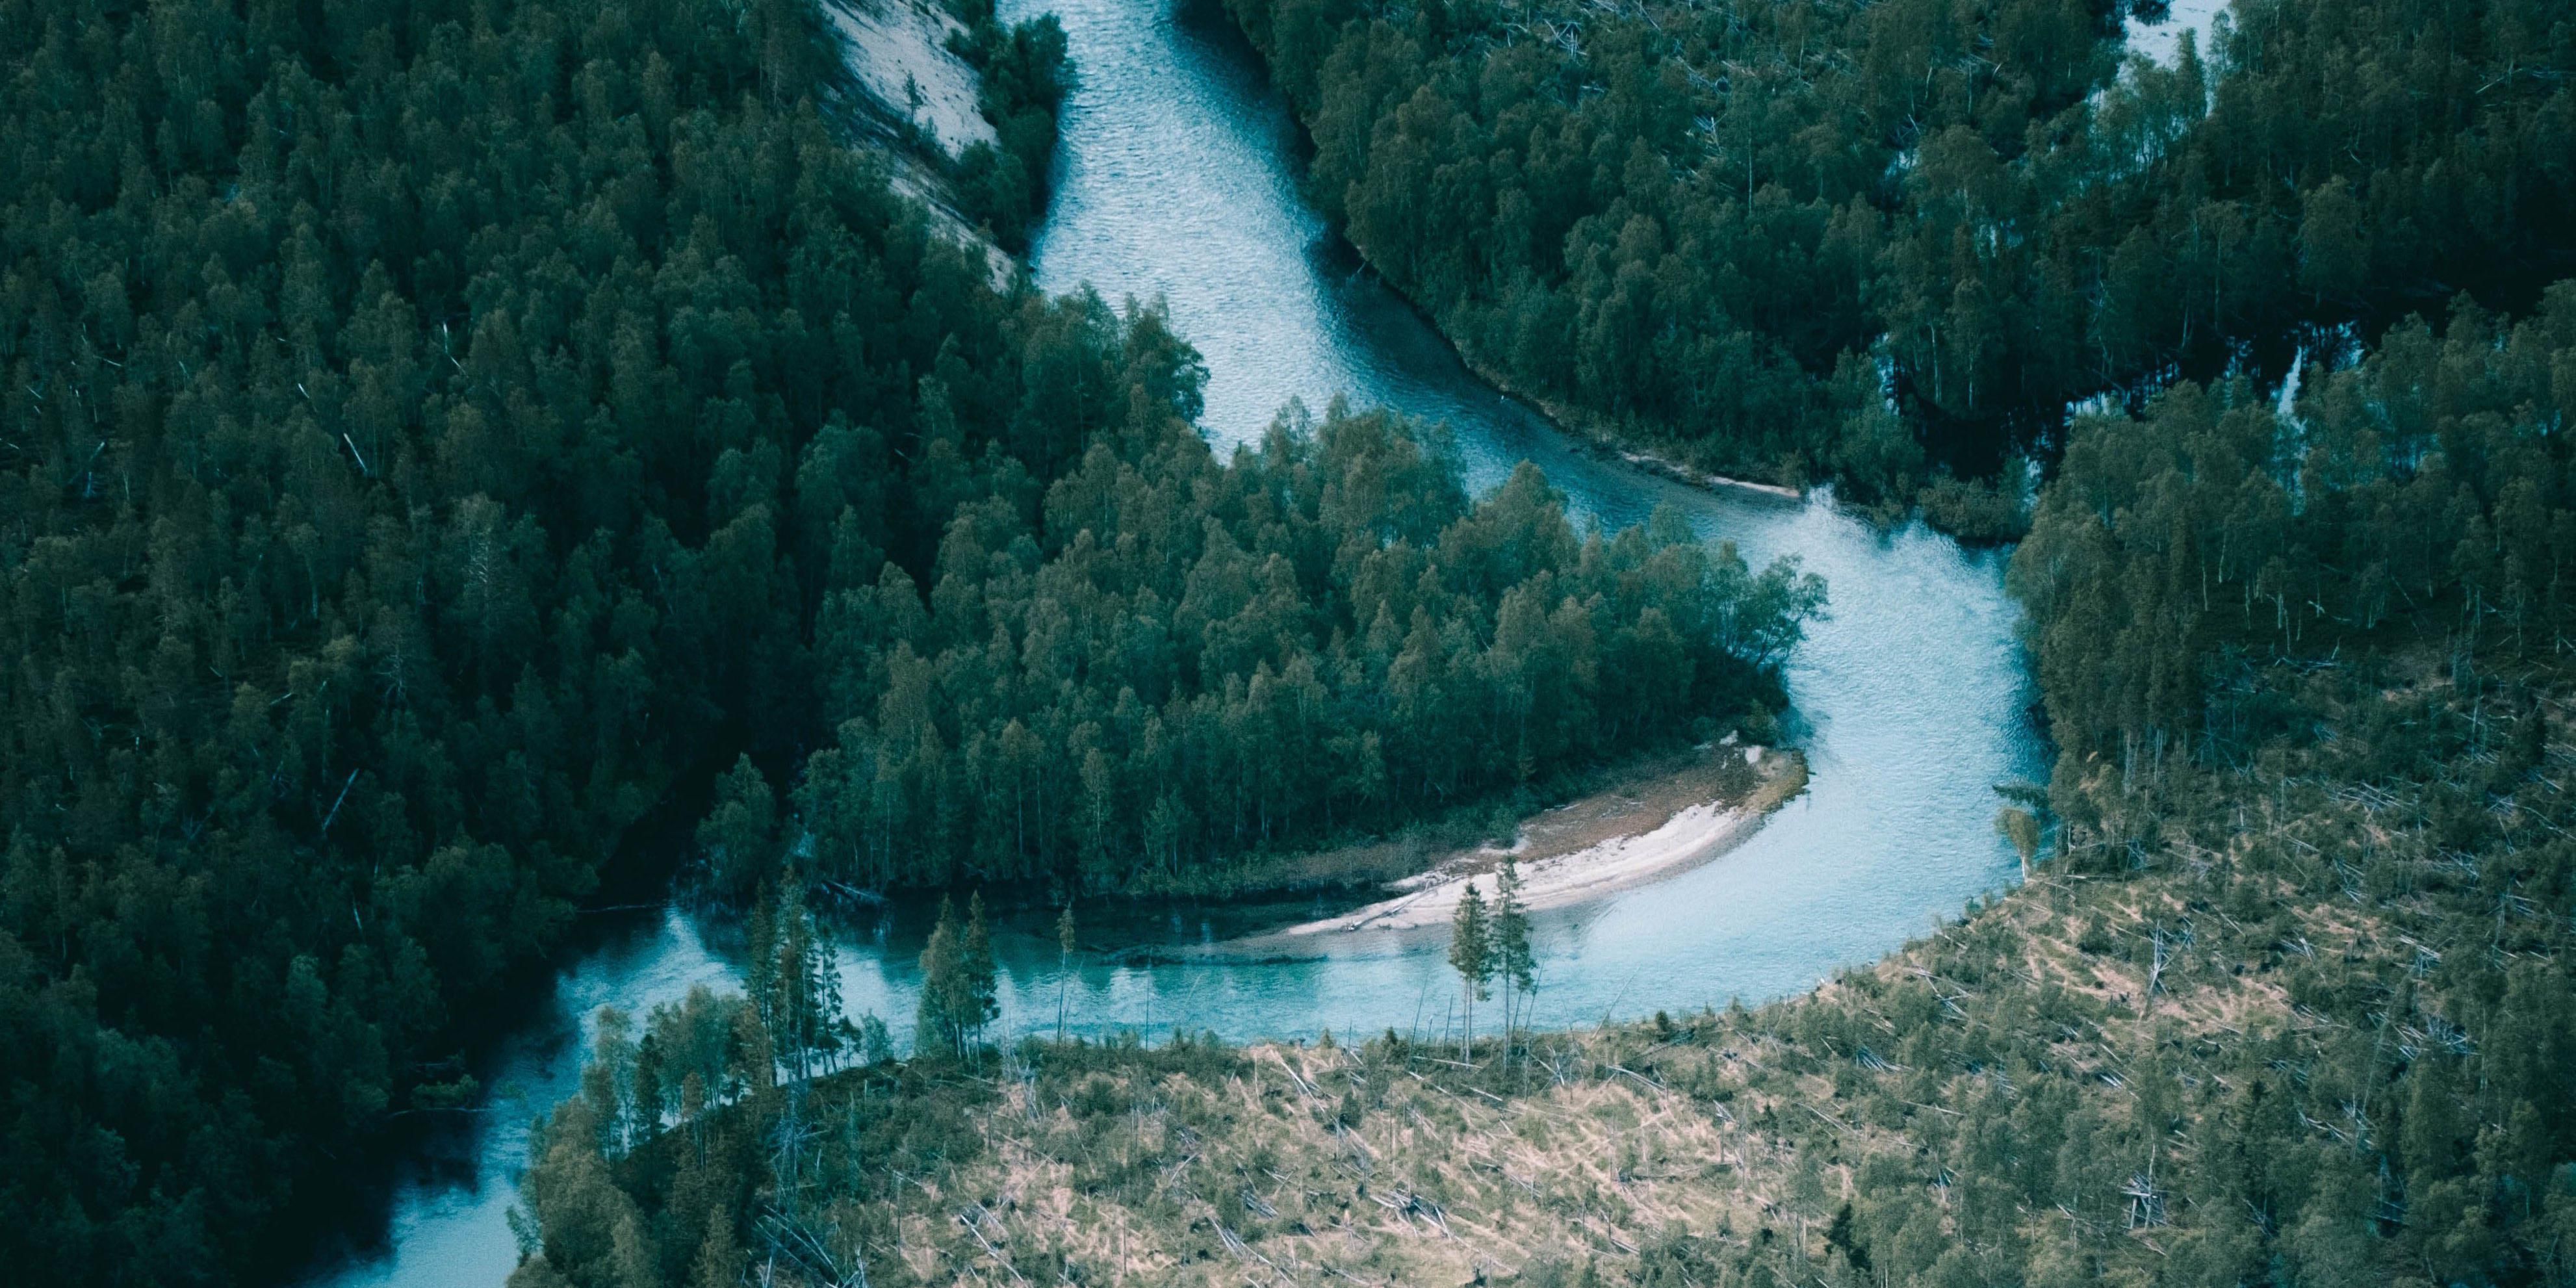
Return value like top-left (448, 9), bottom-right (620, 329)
top-left (1091, 720), bottom-right (1797, 907)
top-left (1211, 3), bottom-right (2076, 543)
top-left (1437, 310), bottom-right (1809, 506)
top-left (1242, 745), bottom-right (1807, 943)
top-left (1202, 20), bottom-right (1814, 513)
top-left (1348, 243), bottom-right (1812, 508)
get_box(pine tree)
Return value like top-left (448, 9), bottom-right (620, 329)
top-left (745, 886), bottom-right (779, 1037)
top-left (771, 881), bottom-right (845, 1081)
top-left (1996, 807), bottom-right (2042, 882)
top-left (1055, 903), bottom-right (1077, 1042)
top-left (688, 1206), bottom-right (740, 1288)
top-left (1449, 882), bottom-right (1493, 1061)
top-left (914, 893), bottom-right (1001, 1060)
top-left (701, 755), bottom-right (779, 903)
top-left (1492, 858), bottom-right (1534, 1040)
top-left (915, 896), bottom-right (964, 1059)
top-left (962, 892), bottom-right (1001, 1051)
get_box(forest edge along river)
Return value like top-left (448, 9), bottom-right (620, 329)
top-left (298, 0), bottom-right (2042, 1283)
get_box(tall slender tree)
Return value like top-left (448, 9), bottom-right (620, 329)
top-left (769, 880), bottom-right (847, 1081)
top-left (702, 756), bottom-right (781, 903)
top-left (1056, 903), bottom-right (1078, 1042)
top-left (964, 892), bottom-right (1001, 1049)
top-left (1996, 808), bottom-right (2042, 882)
top-left (1450, 883), bottom-right (1494, 1061)
top-left (1492, 858), bottom-right (1535, 1040)
top-left (916, 897), bottom-right (965, 1060)
top-left (917, 892), bottom-right (1003, 1060)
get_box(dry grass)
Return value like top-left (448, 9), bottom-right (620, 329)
top-left (770, 659), bottom-right (2564, 1287)
top-left (824, 831), bottom-right (2359, 1287)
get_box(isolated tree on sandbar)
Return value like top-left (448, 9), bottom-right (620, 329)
top-left (1450, 882), bottom-right (1493, 1061)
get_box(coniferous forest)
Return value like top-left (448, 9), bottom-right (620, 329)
top-left (522, 262), bottom-right (2576, 1284)
top-left (0, 0), bottom-right (1814, 1282)
top-left (1222, 0), bottom-right (2575, 521)
top-left (6, 0), bottom-right (2576, 1284)
top-left (505, 0), bottom-right (2576, 1284)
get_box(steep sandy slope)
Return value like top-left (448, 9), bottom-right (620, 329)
top-left (824, 0), bottom-right (1012, 281)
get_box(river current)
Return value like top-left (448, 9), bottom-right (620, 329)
top-left (305, 1), bottom-right (2043, 1283)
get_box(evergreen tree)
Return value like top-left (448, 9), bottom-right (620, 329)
top-left (769, 881), bottom-right (847, 1081)
top-left (914, 893), bottom-right (1001, 1059)
top-left (1995, 807), bottom-right (2042, 882)
top-left (915, 897), bottom-right (966, 1060)
top-left (1449, 882), bottom-right (1494, 1061)
top-left (701, 756), bottom-right (780, 905)
top-left (1056, 903), bottom-right (1078, 1042)
top-left (963, 892), bottom-right (1001, 1049)
top-left (687, 1207), bottom-right (741, 1288)
top-left (1492, 858), bottom-right (1535, 1038)
top-left (745, 887), bottom-right (780, 1042)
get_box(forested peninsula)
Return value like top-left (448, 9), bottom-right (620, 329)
top-left (0, 0), bottom-right (1819, 1282)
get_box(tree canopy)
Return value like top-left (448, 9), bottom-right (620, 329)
top-left (0, 1), bottom-right (1815, 1282)
top-left (504, 0), bottom-right (2576, 1280)
top-left (1222, 0), bottom-right (2575, 522)
top-left (783, 398), bottom-right (1823, 895)
top-left (518, 276), bottom-right (2576, 1288)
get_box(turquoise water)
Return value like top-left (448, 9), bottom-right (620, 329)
top-left (303, 1), bottom-right (2042, 1282)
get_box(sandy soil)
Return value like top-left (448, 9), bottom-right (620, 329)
top-left (1614, 448), bottom-right (1803, 501)
top-left (1263, 742), bottom-right (1807, 939)
top-left (827, 0), bottom-right (998, 160)
top-left (821, 0), bottom-right (1014, 286)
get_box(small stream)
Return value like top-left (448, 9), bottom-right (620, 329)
top-left (303, 0), bottom-right (2045, 1283)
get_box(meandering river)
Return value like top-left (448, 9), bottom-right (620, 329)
top-left (305, 0), bottom-right (2042, 1282)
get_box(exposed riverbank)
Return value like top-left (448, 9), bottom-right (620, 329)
top-left (823, 0), bottom-right (1015, 282)
top-left (1251, 741), bottom-right (1805, 941)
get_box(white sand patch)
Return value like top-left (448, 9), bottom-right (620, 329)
top-left (1276, 758), bottom-right (1790, 938)
top-left (2126, 0), bottom-right (2230, 68)
top-left (827, 0), bottom-right (998, 161)
top-left (1614, 449), bottom-right (1802, 501)
top-left (823, 0), bottom-right (1014, 286)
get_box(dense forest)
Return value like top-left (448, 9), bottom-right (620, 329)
top-left (507, 0), bottom-right (2576, 1259)
top-left (1218, 0), bottom-right (2575, 524)
top-left (0, 0), bottom-right (1047, 1278)
top-left (0, 0), bottom-right (1819, 1282)
top-left (768, 402), bottom-right (1820, 898)
top-left (512, 290), bottom-right (2576, 1286)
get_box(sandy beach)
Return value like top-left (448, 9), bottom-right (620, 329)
top-left (1262, 744), bottom-right (1806, 939)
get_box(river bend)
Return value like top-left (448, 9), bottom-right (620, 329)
top-left (304, 1), bottom-right (2042, 1283)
